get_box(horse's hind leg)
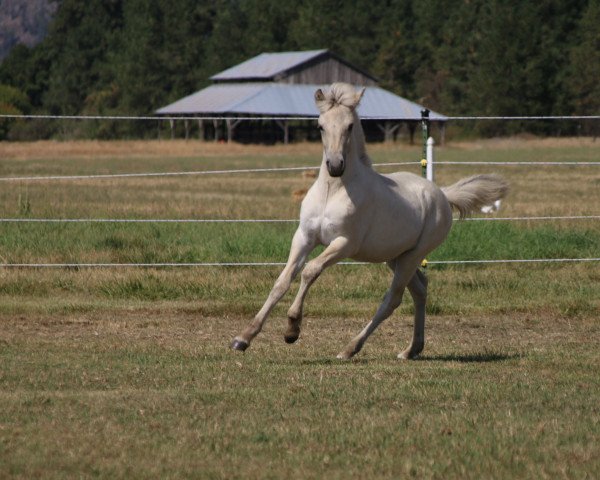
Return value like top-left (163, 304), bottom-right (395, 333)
top-left (399, 269), bottom-right (428, 360)
top-left (337, 253), bottom-right (421, 360)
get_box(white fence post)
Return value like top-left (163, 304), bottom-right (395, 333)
top-left (426, 136), bottom-right (434, 182)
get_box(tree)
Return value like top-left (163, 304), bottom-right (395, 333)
top-left (371, 0), bottom-right (419, 99)
top-left (113, 0), bottom-right (217, 114)
top-left (0, 83), bottom-right (31, 139)
top-left (288, 0), bottom-right (386, 73)
top-left (42, 0), bottom-right (123, 116)
top-left (462, 0), bottom-right (586, 135)
top-left (568, 0), bottom-right (600, 115)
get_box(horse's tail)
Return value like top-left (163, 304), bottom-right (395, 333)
top-left (442, 174), bottom-right (509, 219)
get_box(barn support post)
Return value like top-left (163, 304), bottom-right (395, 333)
top-left (439, 122), bottom-right (446, 146)
top-left (377, 121), bottom-right (401, 143)
top-left (226, 119), bottom-right (232, 143)
top-left (408, 122), bottom-right (416, 145)
top-left (275, 120), bottom-right (289, 144)
top-left (388, 122), bottom-right (399, 142)
top-left (198, 119), bottom-right (204, 141)
top-left (226, 119), bottom-right (242, 143)
top-left (394, 122), bottom-right (404, 142)
top-left (213, 119), bottom-right (219, 142)
top-left (184, 119), bottom-right (190, 140)
top-left (169, 119), bottom-right (175, 140)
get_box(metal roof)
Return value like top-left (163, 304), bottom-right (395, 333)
top-left (210, 50), bottom-right (328, 82)
top-left (156, 83), bottom-right (447, 121)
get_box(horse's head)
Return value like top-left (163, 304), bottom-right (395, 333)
top-left (314, 83), bottom-right (366, 178)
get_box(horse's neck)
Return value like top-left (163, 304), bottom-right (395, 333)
top-left (351, 116), bottom-right (372, 168)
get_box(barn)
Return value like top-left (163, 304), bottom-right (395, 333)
top-left (156, 49), bottom-right (447, 144)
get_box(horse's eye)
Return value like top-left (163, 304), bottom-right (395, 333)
top-left (318, 125), bottom-right (324, 131)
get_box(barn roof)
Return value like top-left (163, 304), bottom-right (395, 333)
top-left (210, 49), bottom-right (377, 83)
top-left (156, 83), bottom-right (447, 121)
top-left (211, 50), bottom-right (326, 82)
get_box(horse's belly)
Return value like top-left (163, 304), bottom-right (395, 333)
top-left (352, 227), bottom-right (419, 263)
top-left (315, 198), bottom-right (422, 258)
top-left (353, 210), bottom-right (452, 263)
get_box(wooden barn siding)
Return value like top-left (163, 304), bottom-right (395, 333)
top-left (280, 58), bottom-right (377, 86)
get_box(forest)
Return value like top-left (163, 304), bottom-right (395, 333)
top-left (0, 0), bottom-right (598, 140)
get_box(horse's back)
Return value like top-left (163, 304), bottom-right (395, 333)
top-left (383, 170), bottom-right (453, 230)
top-left (383, 171), bottom-right (451, 217)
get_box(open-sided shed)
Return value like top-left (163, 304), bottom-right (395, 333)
top-left (156, 50), bottom-right (446, 143)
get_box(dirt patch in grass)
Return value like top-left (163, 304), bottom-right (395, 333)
top-left (1, 308), bottom-right (596, 356)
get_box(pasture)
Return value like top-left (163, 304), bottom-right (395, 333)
top-left (0, 138), bottom-right (599, 478)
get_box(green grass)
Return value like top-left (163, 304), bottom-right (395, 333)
top-left (0, 139), bottom-right (599, 478)
top-left (0, 221), bottom-right (598, 264)
top-left (433, 221), bottom-right (600, 261)
top-left (1, 312), bottom-right (598, 479)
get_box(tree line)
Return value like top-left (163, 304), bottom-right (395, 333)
top-left (0, 0), bottom-right (598, 140)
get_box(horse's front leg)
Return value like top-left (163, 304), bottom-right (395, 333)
top-left (285, 236), bottom-right (354, 344)
top-left (231, 229), bottom-right (314, 351)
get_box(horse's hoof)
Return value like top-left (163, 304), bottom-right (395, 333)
top-left (284, 333), bottom-right (299, 344)
top-left (398, 350), bottom-right (420, 360)
top-left (231, 338), bottom-right (249, 351)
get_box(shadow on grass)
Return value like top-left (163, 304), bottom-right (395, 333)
top-left (266, 351), bottom-right (523, 366)
top-left (297, 357), bottom-right (372, 366)
top-left (418, 352), bottom-right (521, 363)
top-left (258, 350), bottom-right (522, 366)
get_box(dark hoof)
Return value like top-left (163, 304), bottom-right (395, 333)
top-left (231, 339), bottom-right (249, 351)
top-left (284, 334), bottom-right (299, 344)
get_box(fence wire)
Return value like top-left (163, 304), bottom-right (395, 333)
top-left (2, 114), bottom-right (600, 121)
top-left (1, 258), bottom-right (599, 269)
top-left (1, 113), bottom-right (598, 268)
top-left (0, 215), bottom-right (599, 223)
top-left (1, 161), bottom-right (599, 183)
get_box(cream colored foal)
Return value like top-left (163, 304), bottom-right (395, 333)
top-left (232, 83), bottom-right (508, 359)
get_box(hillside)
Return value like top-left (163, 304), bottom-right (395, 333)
top-left (0, 0), bottom-right (56, 61)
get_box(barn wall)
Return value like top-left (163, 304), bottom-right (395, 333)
top-left (280, 58), bottom-right (377, 86)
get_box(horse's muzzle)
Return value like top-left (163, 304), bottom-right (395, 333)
top-left (326, 157), bottom-right (345, 177)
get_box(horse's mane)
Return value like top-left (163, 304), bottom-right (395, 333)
top-left (315, 82), bottom-right (362, 113)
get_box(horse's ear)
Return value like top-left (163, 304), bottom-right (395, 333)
top-left (354, 87), bottom-right (366, 108)
top-left (314, 88), bottom-right (327, 112)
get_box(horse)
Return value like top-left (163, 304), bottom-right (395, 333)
top-left (232, 82), bottom-right (508, 360)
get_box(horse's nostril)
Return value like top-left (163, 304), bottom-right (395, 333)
top-left (326, 160), bottom-right (330, 168)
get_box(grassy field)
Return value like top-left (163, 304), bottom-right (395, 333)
top-left (0, 138), bottom-right (599, 478)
